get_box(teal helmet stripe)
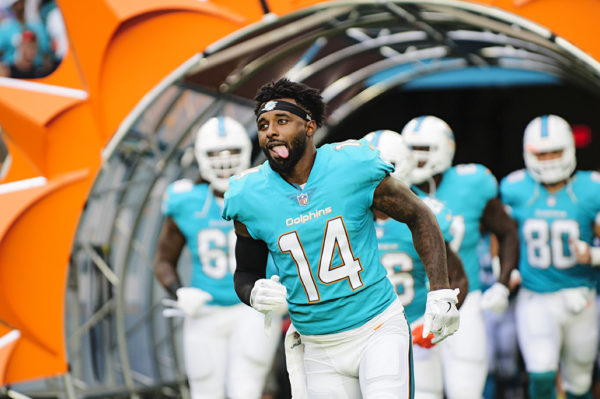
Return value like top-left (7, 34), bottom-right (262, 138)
top-left (541, 115), bottom-right (549, 138)
top-left (218, 116), bottom-right (226, 137)
top-left (372, 130), bottom-right (384, 147)
top-left (413, 116), bottom-right (426, 132)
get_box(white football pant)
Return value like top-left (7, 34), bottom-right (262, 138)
top-left (183, 303), bottom-right (281, 399)
top-left (440, 290), bottom-right (488, 399)
top-left (411, 317), bottom-right (443, 399)
top-left (300, 299), bottom-right (412, 399)
top-left (516, 287), bottom-right (598, 395)
top-left (483, 301), bottom-right (520, 379)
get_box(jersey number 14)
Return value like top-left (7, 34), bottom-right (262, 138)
top-left (278, 216), bottom-right (364, 302)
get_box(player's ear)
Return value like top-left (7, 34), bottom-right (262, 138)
top-left (305, 120), bottom-right (317, 137)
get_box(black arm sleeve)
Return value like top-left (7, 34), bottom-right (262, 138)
top-left (234, 234), bottom-right (269, 306)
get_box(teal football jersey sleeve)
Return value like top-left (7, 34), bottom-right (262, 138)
top-left (223, 139), bottom-right (398, 335)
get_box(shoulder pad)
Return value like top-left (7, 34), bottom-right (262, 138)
top-left (505, 169), bottom-right (526, 184)
top-left (171, 179), bottom-right (194, 193)
top-left (233, 166), bottom-right (261, 182)
top-left (333, 139), bottom-right (363, 151)
top-left (454, 163), bottom-right (479, 175)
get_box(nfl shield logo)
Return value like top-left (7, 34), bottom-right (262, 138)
top-left (297, 192), bottom-right (309, 206)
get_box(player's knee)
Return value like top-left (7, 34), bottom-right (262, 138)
top-left (562, 372), bottom-right (593, 396)
top-left (445, 388), bottom-right (482, 399)
top-left (528, 371), bottom-right (556, 399)
top-left (414, 389), bottom-right (443, 399)
top-left (444, 377), bottom-right (485, 399)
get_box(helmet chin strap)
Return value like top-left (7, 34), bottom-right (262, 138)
top-left (209, 179), bottom-right (229, 196)
top-left (426, 176), bottom-right (437, 196)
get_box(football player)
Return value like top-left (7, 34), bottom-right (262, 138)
top-left (223, 78), bottom-right (461, 398)
top-left (154, 116), bottom-right (281, 399)
top-left (501, 114), bottom-right (600, 398)
top-left (401, 115), bottom-right (519, 399)
top-left (365, 129), bottom-right (468, 399)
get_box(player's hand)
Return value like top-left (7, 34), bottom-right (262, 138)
top-left (562, 287), bottom-right (590, 314)
top-left (411, 324), bottom-right (435, 348)
top-left (423, 288), bottom-right (460, 344)
top-left (175, 287), bottom-right (213, 317)
top-left (481, 282), bottom-right (510, 314)
top-left (574, 240), bottom-right (592, 264)
top-left (250, 275), bottom-right (288, 315)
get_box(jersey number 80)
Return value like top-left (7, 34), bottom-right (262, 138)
top-left (522, 218), bottom-right (579, 269)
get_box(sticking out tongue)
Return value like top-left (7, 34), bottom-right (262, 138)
top-left (272, 145), bottom-right (289, 159)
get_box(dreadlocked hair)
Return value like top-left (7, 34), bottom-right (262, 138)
top-left (254, 78), bottom-right (326, 127)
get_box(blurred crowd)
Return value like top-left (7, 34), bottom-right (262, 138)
top-left (0, 0), bottom-right (66, 78)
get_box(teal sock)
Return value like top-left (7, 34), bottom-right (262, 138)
top-left (483, 374), bottom-right (496, 399)
top-left (529, 371), bottom-right (556, 399)
top-left (566, 391), bottom-right (592, 399)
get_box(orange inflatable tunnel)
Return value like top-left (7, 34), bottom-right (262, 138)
top-left (0, 0), bottom-right (598, 386)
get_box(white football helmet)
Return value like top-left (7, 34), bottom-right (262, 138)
top-left (194, 116), bottom-right (251, 193)
top-left (523, 114), bottom-right (576, 184)
top-left (401, 115), bottom-right (455, 184)
top-left (363, 129), bottom-right (415, 186)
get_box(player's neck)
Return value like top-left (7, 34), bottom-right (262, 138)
top-left (415, 174), bottom-right (442, 194)
top-left (542, 179), bottom-right (567, 194)
top-left (279, 144), bottom-right (317, 186)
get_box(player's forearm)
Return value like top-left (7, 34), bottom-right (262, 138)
top-left (154, 261), bottom-right (182, 298)
top-left (234, 270), bottom-right (260, 306)
top-left (409, 210), bottom-right (450, 290)
top-left (234, 234), bottom-right (269, 306)
top-left (446, 243), bottom-right (468, 307)
top-left (495, 222), bottom-right (519, 286)
top-left (373, 176), bottom-right (449, 289)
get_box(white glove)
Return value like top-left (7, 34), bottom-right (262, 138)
top-left (562, 287), bottom-right (590, 314)
top-left (175, 287), bottom-right (213, 318)
top-left (481, 282), bottom-right (510, 314)
top-left (250, 275), bottom-right (288, 315)
top-left (423, 288), bottom-right (460, 344)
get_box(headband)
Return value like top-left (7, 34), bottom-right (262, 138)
top-left (257, 100), bottom-right (312, 122)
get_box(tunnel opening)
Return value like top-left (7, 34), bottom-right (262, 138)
top-left (28, 1), bottom-right (599, 397)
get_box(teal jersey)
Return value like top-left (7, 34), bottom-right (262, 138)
top-left (418, 164), bottom-right (498, 292)
top-left (375, 196), bottom-right (454, 323)
top-left (223, 139), bottom-right (397, 335)
top-left (500, 170), bottom-right (600, 292)
top-left (162, 179), bottom-right (240, 306)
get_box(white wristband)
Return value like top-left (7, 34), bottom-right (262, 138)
top-left (591, 246), bottom-right (600, 266)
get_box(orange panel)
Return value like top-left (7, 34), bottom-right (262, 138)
top-left (1, 135), bottom-right (41, 183)
top-left (210, 0), bottom-right (266, 20)
top-left (33, 51), bottom-right (86, 91)
top-left (265, 0), bottom-right (600, 64)
top-left (0, 84), bottom-right (84, 177)
top-left (466, 0), bottom-right (600, 63)
top-left (0, 171), bottom-right (89, 384)
top-left (44, 104), bottom-right (101, 177)
top-left (98, 10), bottom-right (246, 141)
top-left (0, 329), bottom-right (20, 386)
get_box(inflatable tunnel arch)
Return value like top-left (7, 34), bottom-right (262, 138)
top-left (0, 0), bottom-right (598, 395)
